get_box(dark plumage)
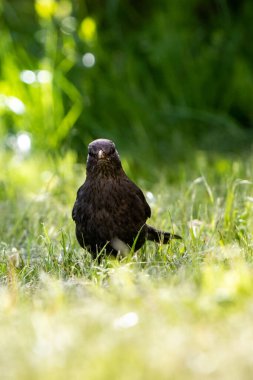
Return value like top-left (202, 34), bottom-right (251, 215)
top-left (72, 139), bottom-right (181, 258)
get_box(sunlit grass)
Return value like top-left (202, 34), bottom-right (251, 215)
top-left (1, 151), bottom-right (253, 378)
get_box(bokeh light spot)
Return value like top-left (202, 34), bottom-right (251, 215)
top-left (16, 133), bottom-right (32, 154)
top-left (61, 16), bottom-right (76, 34)
top-left (146, 191), bottom-right (154, 201)
top-left (6, 97), bottom-right (25, 114)
top-left (20, 70), bottom-right (37, 84)
top-left (113, 312), bottom-right (139, 329)
top-left (55, 0), bottom-right (72, 19)
top-left (82, 53), bottom-right (96, 68)
top-left (79, 17), bottom-right (97, 42)
top-left (35, 0), bottom-right (58, 19)
top-left (37, 70), bottom-right (52, 83)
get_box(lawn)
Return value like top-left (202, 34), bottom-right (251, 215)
top-left (1, 149), bottom-right (253, 379)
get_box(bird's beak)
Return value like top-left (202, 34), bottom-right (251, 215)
top-left (98, 150), bottom-right (106, 160)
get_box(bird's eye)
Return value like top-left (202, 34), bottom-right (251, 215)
top-left (89, 151), bottom-right (96, 157)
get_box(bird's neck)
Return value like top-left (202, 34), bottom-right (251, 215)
top-left (87, 165), bottom-right (124, 180)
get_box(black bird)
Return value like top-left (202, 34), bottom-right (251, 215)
top-left (72, 139), bottom-right (181, 258)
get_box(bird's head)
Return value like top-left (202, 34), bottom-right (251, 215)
top-left (86, 139), bottom-right (122, 176)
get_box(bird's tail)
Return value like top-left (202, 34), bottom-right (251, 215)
top-left (146, 225), bottom-right (182, 243)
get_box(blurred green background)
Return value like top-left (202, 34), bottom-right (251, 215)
top-left (1, 0), bottom-right (253, 168)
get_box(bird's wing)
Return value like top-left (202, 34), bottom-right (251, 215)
top-left (72, 184), bottom-right (87, 222)
top-left (123, 178), bottom-right (151, 219)
top-left (72, 199), bottom-right (78, 221)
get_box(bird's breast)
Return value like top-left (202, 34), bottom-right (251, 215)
top-left (86, 178), bottom-right (122, 209)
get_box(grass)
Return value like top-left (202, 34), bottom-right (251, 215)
top-left (1, 149), bottom-right (253, 379)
